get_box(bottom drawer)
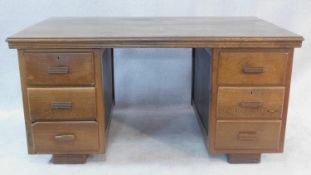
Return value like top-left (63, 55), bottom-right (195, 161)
top-left (31, 121), bottom-right (99, 154)
top-left (215, 120), bottom-right (282, 151)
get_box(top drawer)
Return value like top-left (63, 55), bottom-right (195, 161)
top-left (218, 50), bottom-right (289, 85)
top-left (24, 52), bottom-right (95, 86)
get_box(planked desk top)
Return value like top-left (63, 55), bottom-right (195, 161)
top-left (7, 17), bottom-right (303, 48)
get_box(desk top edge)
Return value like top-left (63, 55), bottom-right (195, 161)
top-left (7, 17), bottom-right (303, 49)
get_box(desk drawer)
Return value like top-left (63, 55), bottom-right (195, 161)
top-left (218, 50), bottom-right (289, 85)
top-left (217, 87), bottom-right (285, 120)
top-left (31, 121), bottom-right (99, 154)
top-left (24, 52), bottom-right (95, 85)
top-left (28, 87), bottom-right (96, 122)
top-left (215, 120), bottom-right (282, 151)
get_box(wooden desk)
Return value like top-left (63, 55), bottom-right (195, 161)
top-left (7, 17), bottom-right (303, 164)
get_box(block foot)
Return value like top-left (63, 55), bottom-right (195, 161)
top-left (227, 154), bottom-right (261, 164)
top-left (51, 154), bottom-right (88, 164)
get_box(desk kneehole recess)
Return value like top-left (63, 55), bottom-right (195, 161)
top-left (7, 17), bottom-right (303, 164)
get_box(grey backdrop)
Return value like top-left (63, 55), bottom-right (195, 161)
top-left (115, 48), bottom-right (191, 106)
top-left (0, 1), bottom-right (311, 174)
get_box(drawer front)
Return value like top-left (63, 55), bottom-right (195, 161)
top-left (28, 87), bottom-right (96, 122)
top-left (217, 87), bottom-right (285, 119)
top-left (215, 121), bottom-right (282, 151)
top-left (31, 122), bottom-right (99, 153)
top-left (24, 52), bottom-right (94, 85)
top-left (218, 51), bottom-right (289, 85)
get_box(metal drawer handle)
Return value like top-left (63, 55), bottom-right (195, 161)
top-left (237, 131), bottom-right (257, 141)
top-left (242, 66), bottom-right (264, 74)
top-left (54, 134), bottom-right (76, 142)
top-left (48, 66), bottom-right (69, 74)
top-left (239, 101), bottom-right (262, 108)
top-left (51, 102), bottom-right (72, 109)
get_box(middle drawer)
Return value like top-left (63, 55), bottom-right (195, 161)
top-left (28, 87), bottom-right (96, 122)
top-left (217, 87), bottom-right (285, 120)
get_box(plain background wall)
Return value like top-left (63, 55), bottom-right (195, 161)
top-left (1, 0), bottom-right (310, 113)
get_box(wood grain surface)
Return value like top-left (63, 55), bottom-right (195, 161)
top-left (7, 17), bottom-right (303, 48)
top-left (31, 121), bottom-right (100, 154)
top-left (218, 49), bottom-right (289, 85)
top-left (217, 87), bottom-right (285, 120)
top-left (215, 120), bottom-right (282, 152)
top-left (24, 51), bottom-right (95, 85)
top-left (28, 87), bottom-right (96, 122)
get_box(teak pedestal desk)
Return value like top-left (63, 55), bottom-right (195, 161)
top-left (7, 17), bottom-right (303, 164)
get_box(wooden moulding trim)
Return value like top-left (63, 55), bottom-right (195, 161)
top-left (7, 39), bottom-right (303, 49)
top-left (6, 36), bottom-right (304, 42)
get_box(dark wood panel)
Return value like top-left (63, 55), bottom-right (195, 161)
top-left (102, 48), bottom-right (114, 129)
top-left (193, 48), bottom-right (212, 131)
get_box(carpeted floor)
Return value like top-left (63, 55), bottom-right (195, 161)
top-left (0, 105), bottom-right (310, 175)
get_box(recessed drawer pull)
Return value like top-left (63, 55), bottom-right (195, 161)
top-left (239, 101), bottom-right (262, 108)
top-left (54, 134), bottom-right (76, 142)
top-left (237, 131), bottom-right (257, 141)
top-left (51, 102), bottom-right (72, 109)
top-left (48, 66), bottom-right (69, 74)
top-left (242, 66), bottom-right (264, 74)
